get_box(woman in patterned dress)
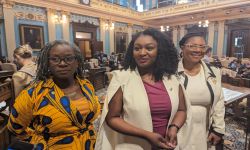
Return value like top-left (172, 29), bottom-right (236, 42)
top-left (8, 40), bottom-right (100, 150)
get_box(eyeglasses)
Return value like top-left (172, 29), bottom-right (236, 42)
top-left (184, 44), bottom-right (209, 51)
top-left (49, 56), bottom-right (76, 65)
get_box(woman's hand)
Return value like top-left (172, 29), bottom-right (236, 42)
top-left (208, 132), bottom-right (222, 145)
top-left (145, 132), bottom-right (169, 149)
top-left (165, 127), bottom-right (178, 149)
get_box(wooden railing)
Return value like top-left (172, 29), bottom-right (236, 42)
top-left (0, 70), bottom-right (14, 150)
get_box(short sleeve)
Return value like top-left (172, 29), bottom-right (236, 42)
top-left (7, 89), bottom-right (34, 137)
top-left (12, 71), bottom-right (28, 97)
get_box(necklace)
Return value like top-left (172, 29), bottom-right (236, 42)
top-left (66, 91), bottom-right (77, 97)
top-left (62, 81), bottom-right (80, 99)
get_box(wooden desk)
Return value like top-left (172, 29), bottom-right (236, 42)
top-left (88, 67), bottom-right (106, 90)
top-left (0, 70), bottom-right (14, 150)
top-left (223, 83), bottom-right (250, 120)
top-left (223, 83), bottom-right (250, 106)
top-left (222, 83), bottom-right (250, 150)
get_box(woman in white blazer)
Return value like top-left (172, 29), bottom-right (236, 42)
top-left (95, 28), bottom-right (190, 150)
top-left (178, 33), bottom-right (225, 150)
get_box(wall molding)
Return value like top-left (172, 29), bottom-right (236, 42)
top-left (13, 4), bottom-right (46, 22)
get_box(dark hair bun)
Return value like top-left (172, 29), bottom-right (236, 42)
top-left (179, 32), bottom-right (205, 47)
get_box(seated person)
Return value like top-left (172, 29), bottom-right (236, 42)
top-left (12, 44), bottom-right (37, 97)
top-left (228, 59), bottom-right (246, 75)
top-left (203, 47), bottom-right (212, 64)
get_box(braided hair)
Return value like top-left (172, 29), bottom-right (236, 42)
top-left (35, 40), bottom-right (85, 81)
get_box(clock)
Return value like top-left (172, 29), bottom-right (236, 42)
top-left (81, 0), bottom-right (90, 5)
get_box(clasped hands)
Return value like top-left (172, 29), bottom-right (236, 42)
top-left (207, 132), bottom-right (222, 146)
top-left (147, 127), bottom-right (178, 150)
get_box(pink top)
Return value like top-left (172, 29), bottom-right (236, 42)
top-left (143, 80), bottom-right (172, 137)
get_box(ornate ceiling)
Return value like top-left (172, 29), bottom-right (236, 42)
top-left (2, 0), bottom-right (250, 27)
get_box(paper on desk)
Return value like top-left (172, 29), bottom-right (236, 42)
top-left (222, 88), bottom-right (244, 102)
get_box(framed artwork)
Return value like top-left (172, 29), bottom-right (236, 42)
top-left (19, 24), bottom-right (44, 51)
top-left (115, 32), bottom-right (128, 54)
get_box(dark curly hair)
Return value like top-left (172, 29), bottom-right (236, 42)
top-left (179, 32), bottom-right (205, 47)
top-left (123, 28), bottom-right (178, 81)
top-left (36, 40), bottom-right (85, 81)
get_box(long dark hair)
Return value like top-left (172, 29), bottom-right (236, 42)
top-left (36, 40), bottom-right (85, 81)
top-left (124, 28), bottom-right (178, 81)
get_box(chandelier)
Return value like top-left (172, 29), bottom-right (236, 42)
top-left (160, 26), bottom-right (170, 32)
top-left (198, 20), bottom-right (209, 27)
top-left (53, 14), bottom-right (67, 24)
top-left (104, 20), bottom-right (114, 30)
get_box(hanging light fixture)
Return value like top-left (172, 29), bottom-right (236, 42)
top-left (104, 20), bottom-right (114, 30)
top-left (160, 26), bottom-right (170, 32)
top-left (53, 14), bottom-right (67, 24)
top-left (198, 20), bottom-right (209, 27)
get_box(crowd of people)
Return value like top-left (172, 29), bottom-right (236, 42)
top-left (0, 28), bottom-right (229, 150)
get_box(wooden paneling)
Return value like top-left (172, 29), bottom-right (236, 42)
top-left (73, 22), bottom-right (97, 42)
top-left (0, 70), bottom-right (14, 150)
top-left (91, 41), bottom-right (103, 52)
top-left (115, 32), bottom-right (127, 54)
top-left (227, 26), bottom-right (250, 58)
top-left (73, 22), bottom-right (103, 58)
top-left (88, 68), bottom-right (106, 90)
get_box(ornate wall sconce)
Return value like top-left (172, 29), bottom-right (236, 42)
top-left (160, 25), bottom-right (170, 32)
top-left (53, 13), bottom-right (67, 24)
top-left (104, 20), bottom-right (114, 30)
top-left (198, 20), bottom-right (209, 27)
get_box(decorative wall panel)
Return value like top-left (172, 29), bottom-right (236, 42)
top-left (70, 14), bottom-right (99, 25)
top-left (13, 4), bottom-right (46, 22)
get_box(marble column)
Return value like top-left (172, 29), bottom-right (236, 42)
top-left (128, 23), bottom-right (133, 45)
top-left (208, 21), bottom-right (215, 53)
top-left (47, 8), bottom-right (56, 41)
top-left (179, 25), bottom-right (186, 40)
top-left (172, 26), bottom-right (178, 47)
top-left (2, 0), bottom-right (15, 60)
top-left (217, 20), bottom-right (225, 58)
top-left (109, 21), bottom-right (115, 55)
top-left (62, 11), bottom-right (70, 42)
top-left (99, 18), bottom-right (106, 53)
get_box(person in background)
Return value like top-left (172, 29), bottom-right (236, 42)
top-left (108, 52), bottom-right (118, 71)
top-left (0, 60), bottom-right (2, 70)
top-left (228, 58), bottom-right (246, 75)
top-left (8, 40), bottom-right (100, 149)
top-left (96, 28), bottom-right (190, 150)
top-left (203, 46), bottom-right (212, 64)
top-left (12, 44), bottom-right (36, 97)
top-left (178, 32), bottom-right (225, 150)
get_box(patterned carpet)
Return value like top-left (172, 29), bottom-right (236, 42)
top-left (224, 116), bottom-right (249, 150)
top-left (95, 88), bottom-right (250, 150)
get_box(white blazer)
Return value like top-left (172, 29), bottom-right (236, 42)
top-left (95, 68), bottom-right (191, 150)
top-left (178, 60), bottom-right (225, 136)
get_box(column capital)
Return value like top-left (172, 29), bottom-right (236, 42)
top-left (180, 25), bottom-right (186, 29)
top-left (99, 17), bottom-right (108, 23)
top-left (127, 23), bottom-right (133, 28)
top-left (61, 11), bottom-right (70, 16)
top-left (218, 20), bottom-right (225, 24)
top-left (208, 21), bottom-right (215, 26)
top-left (46, 8), bottom-right (56, 13)
top-left (1, 0), bottom-right (15, 9)
top-left (172, 26), bottom-right (179, 30)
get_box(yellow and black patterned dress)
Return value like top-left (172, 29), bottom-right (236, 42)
top-left (7, 77), bottom-right (101, 150)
